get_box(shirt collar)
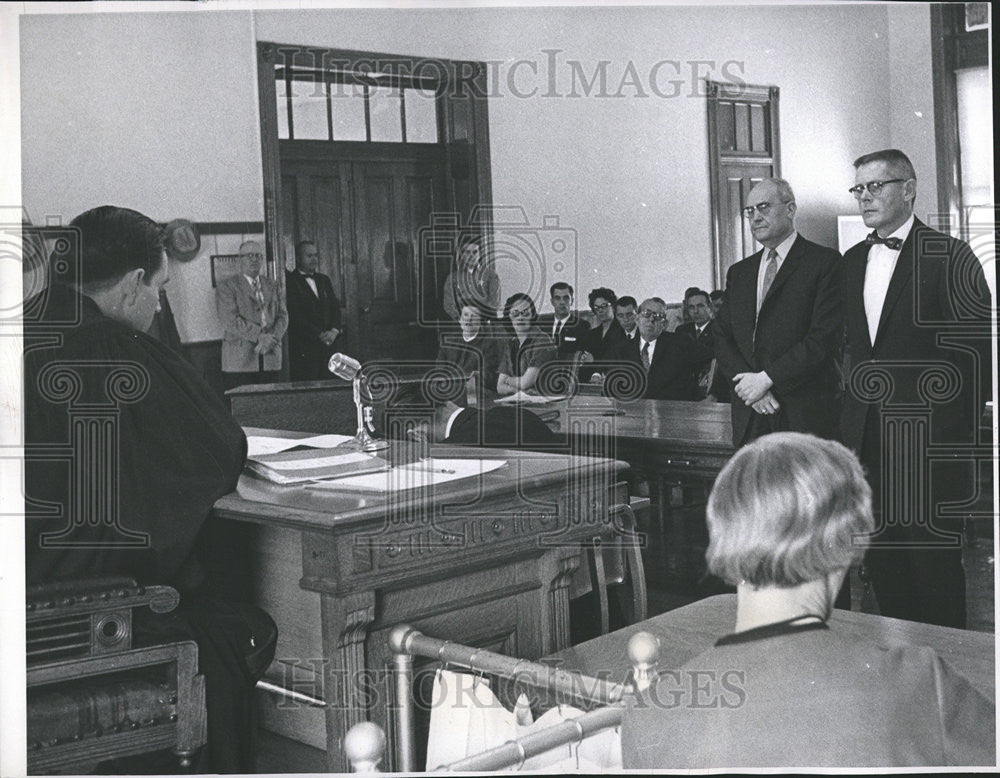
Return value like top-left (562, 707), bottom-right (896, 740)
top-left (554, 313), bottom-right (570, 325)
top-left (768, 230), bottom-right (798, 264)
top-left (882, 214), bottom-right (915, 244)
top-left (244, 274), bottom-right (261, 285)
top-left (444, 406), bottom-right (465, 439)
top-left (639, 336), bottom-right (656, 351)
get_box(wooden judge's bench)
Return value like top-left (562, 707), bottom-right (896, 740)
top-left (222, 381), bottom-right (734, 770)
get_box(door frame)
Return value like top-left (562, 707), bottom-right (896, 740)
top-left (255, 41), bottom-right (494, 293)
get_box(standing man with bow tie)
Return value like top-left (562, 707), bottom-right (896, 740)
top-left (286, 240), bottom-right (344, 380)
top-left (841, 149), bottom-right (992, 628)
top-left (217, 239), bottom-right (288, 390)
top-left (714, 177), bottom-right (843, 446)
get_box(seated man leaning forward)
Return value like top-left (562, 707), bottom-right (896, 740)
top-left (621, 432), bottom-right (995, 769)
top-left (379, 382), bottom-right (560, 450)
top-left (23, 206), bottom-right (276, 774)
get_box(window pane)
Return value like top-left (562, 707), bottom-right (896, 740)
top-left (404, 88), bottom-right (438, 143)
top-left (275, 74), bottom-right (289, 140)
top-left (290, 77), bottom-right (328, 140)
top-left (369, 85), bottom-right (403, 143)
top-left (330, 82), bottom-right (367, 141)
top-left (956, 66), bottom-right (992, 207)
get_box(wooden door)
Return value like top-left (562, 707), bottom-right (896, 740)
top-left (718, 163), bottom-right (772, 272)
top-left (281, 157), bottom-right (447, 362)
top-left (351, 158), bottom-right (447, 362)
top-left (707, 81), bottom-right (780, 286)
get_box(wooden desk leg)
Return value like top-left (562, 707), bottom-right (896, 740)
top-left (320, 590), bottom-right (376, 774)
top-left (540, 549), bottom-right (582, 654)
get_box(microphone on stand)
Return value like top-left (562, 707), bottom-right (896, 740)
top-left (327, 353), bottom-right (388, 452)
top-left (328, 353), bottom-right (362, 381)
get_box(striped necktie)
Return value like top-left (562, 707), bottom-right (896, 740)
top-left (252, 277), bottom-right (268, 328)
top-left (758, 249), bottom-right (778, 316)
top-left (641, 341), bottom-right (650, 372)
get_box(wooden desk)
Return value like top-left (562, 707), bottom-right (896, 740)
top-left (213, 428), bottom-right (626, 771)
top-left (549, 594), bottom-right (995, 698)
top-left (547, 397), bottom-right (735, 582)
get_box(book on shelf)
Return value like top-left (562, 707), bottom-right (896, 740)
top-left (246, 447), bottom-right (389, 485)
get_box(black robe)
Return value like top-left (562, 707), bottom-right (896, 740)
top-left (24, 283), bottom-right (272, 773)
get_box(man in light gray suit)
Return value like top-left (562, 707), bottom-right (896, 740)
top-left (216, 240), bottom-right (288, 390)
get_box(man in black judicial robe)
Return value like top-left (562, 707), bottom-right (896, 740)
top-left (23, 206), bottom-right (275, 773)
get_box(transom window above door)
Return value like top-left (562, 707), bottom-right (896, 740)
top-left (275, 63), bottom-right (440, 144)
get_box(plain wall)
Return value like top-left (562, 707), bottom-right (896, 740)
top-left (20, 4), bottom-right (947, 338)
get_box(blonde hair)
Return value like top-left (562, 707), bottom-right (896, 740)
top-left (705, 432), bottom-right (873, 587)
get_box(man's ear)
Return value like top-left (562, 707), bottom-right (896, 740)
top-left (120, 268), bottom-right (145, 303)
top-left (786, 201), bottom-right (797, 219)
top-left (903, 179), bottom-right (917, 205)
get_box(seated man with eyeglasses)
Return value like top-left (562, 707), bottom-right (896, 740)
top-left (713, 177), bottom-right (843, 447)
top-left (605, 297), bottom-right (700, 401)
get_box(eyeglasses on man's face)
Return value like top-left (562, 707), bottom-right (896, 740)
top-left (638, 310), bottom-right (666, 322)
top-left (848, 179), bottom-right (907, 199)
top-left (741, 201), bottom-right (791, 219)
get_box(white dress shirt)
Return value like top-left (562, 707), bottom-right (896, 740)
top-left (639, 337), bottom-right (657, 365)
top-left (863, 214), bottom-right (914, 345)
top-left (444, 406), bottom-right (465, 440)
top-left (298, 270), bottom-right (318, 297)
top-left (552, 315), bottom-right (570, 338)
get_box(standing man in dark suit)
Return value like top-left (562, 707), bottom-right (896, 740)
top-left (714, 178), bottom-right (843, 446)
top-left (537, 282), bottom-right (591, 358)
top-left (286, 240), bottom-right (344, 381)
top-left (610, 297), bottom-right (699, 401)
top-left (841, 149), bottom-right (992, 629)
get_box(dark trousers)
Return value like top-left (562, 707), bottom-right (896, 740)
top-left (134, 595), bottom-right (278, 773)
top-left (859, 420), bottom-right (968, 628)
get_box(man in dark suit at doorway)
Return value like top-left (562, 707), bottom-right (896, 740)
top-left (714, 177), bottom-right (843, 446)
top-left (286, 240), bottom-right (344, 380)
top-left (841, 149), bottom-right (992, 629)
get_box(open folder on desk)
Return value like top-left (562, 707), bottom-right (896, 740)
top-left (247, 448), bottom-right (389, 485)
top-left (308, 458), bottom-right (507, 492)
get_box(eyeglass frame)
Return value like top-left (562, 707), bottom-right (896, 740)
top-left (590, 302), bottom-right (612, 312)
top-left (847, 179), bottom-right (909, 199)
top-left (741, 200), bottom-right (793, 219)
top-left (638, 310), bottom-right (666, 322)
top-left (508, 306), bottom-right (534, 318)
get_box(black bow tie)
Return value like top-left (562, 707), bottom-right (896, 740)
top-left (865, 231), bottom-right (902, 251)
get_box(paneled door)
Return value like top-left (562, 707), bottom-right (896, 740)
top-left (282, 156), bottom-right (448, 362)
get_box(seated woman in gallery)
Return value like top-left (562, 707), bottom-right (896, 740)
top-left (621, 432), bottom-right (995, 769)
top-left (496, 292), bottom-right (557, 396)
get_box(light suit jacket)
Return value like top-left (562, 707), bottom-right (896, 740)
top-left (216, 273), bottom-right (288, 372)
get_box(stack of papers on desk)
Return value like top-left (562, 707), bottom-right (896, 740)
top-left (308, 458), bottom-right (507, 492)
top-left (247, 446), bottom-right (388, 485)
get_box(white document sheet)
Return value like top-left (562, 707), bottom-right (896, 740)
top-left (307, 458), bottom-right (507, 492)
top-left (245, 433), bottom-right (355, 457)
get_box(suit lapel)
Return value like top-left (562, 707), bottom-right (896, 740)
top-left (844, 246), bottom-right (871, 353)
top-left (735, 252), bottom-right (762, 360)
top-left (872, 221), bottom-right (919, 350)
top-left (759, 235), bottom-right (804, 314)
